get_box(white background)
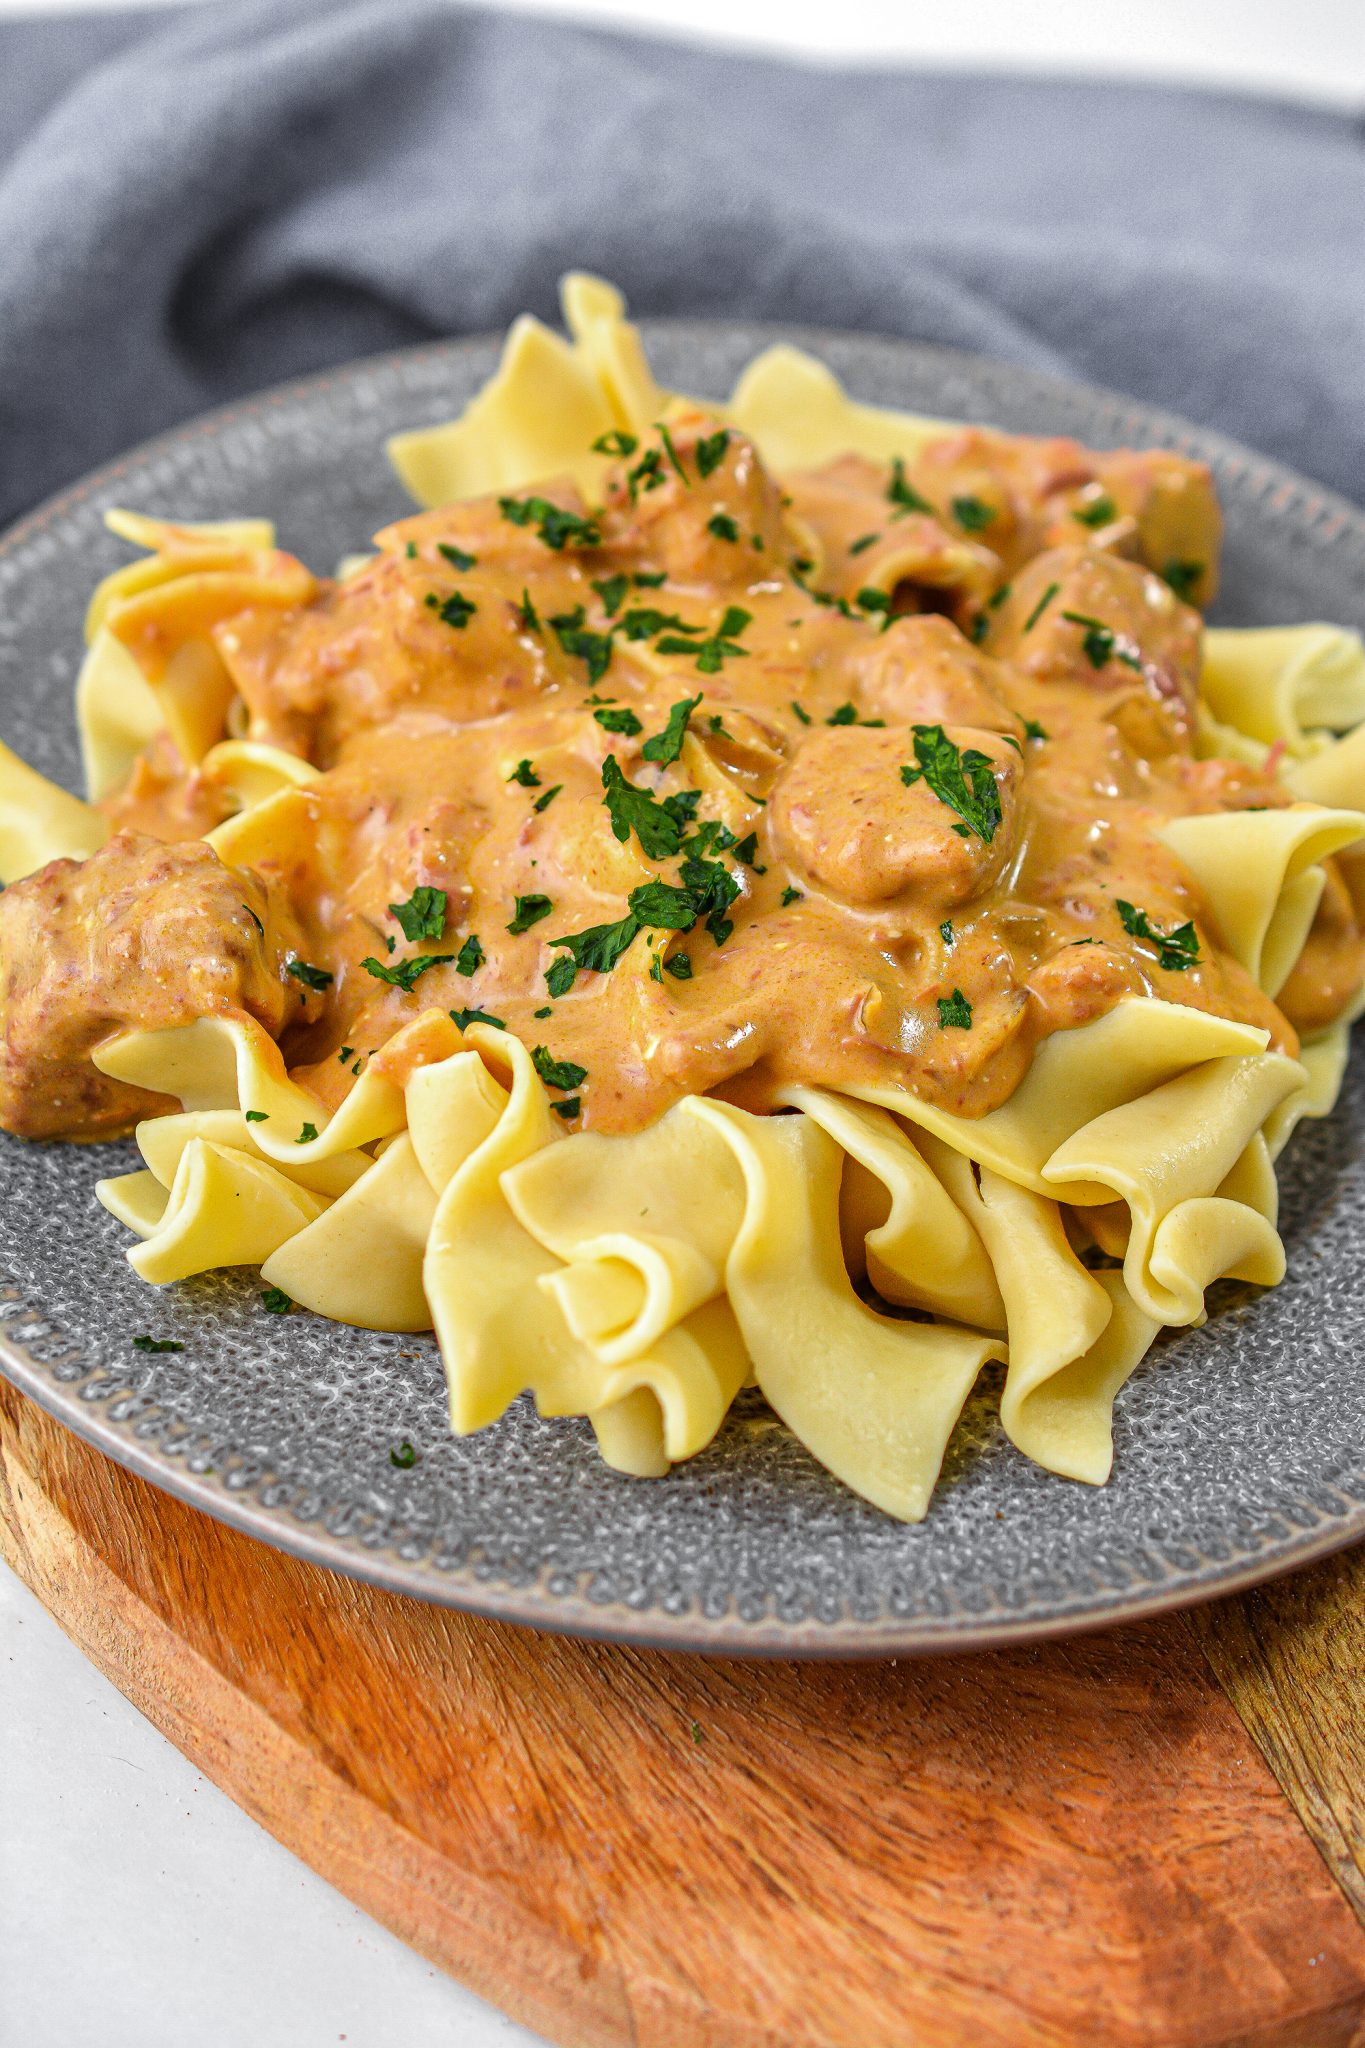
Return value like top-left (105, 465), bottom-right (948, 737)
top-left (3, 4), bottom-right (1360, 2046)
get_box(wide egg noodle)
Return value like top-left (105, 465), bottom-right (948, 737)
top-left (1286, 720), bottom-right (1365, 810)
top-left (0, 739), bottom-right (109, 882)
top-left (1156, 802), bottom-right (1365, 995)
top-left (726, 343), bottom-right (958, 474)
top-left (1201, 624), bottom-right (1365, 754)
top-left (103, 1136), bottom-right (328, 1286)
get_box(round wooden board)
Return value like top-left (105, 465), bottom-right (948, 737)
top-left (4, 1376), bottom-right (1365, 2048)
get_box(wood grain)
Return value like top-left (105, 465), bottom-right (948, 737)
top-left (4, 1376), bottom-right (1365, 2048)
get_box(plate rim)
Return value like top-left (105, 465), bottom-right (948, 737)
top-left (2, 318), bottom-right (1363, 1658)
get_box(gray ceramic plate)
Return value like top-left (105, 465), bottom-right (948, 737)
top-left (1, 323), bottom-right (1363, 1656)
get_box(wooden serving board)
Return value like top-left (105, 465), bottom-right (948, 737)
top-left (4, 1375), bottom-right (1365, 2048)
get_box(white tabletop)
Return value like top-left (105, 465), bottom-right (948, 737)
top-left (4, 4), bottom-right (1361, 2044)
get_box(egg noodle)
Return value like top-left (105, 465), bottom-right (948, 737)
top-left (1, 274), bottom-right (1361, 1519)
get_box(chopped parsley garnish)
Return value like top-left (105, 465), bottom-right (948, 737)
top-left (552, 1097), bottom-right (581, 1120)
top-left (633, 570), bottom-right (667, 588)
top-left (594, 705), bottom-right (643, 736)
top-left (695, 428), bottom-right (731, 478)
top-left (261, 1287), bottom-right (293, 1315)
top-left (940, 919), bottom-right (955, 944)
top-left (1163, 559), bottom-right (1204, 603)
top-left (900, 725), bottom-right (1002, 843)
top-left (454, 934), bottom-right (484, 976)
top-left (242, 902), bottom-right (264, 937)
top-left (592, 429), bottom-right (638, 457)
top-left (390, 885), bottom-right (447, 942)
top-left (534, 1005), bottom-right (552, 1018)
top-left (629, 880), bottom-right (704, 929)
top-left (626, 447), bottom-right (666, 500)
top-left (499, 495), bottom-right (602, 551)
top-left (707, 512), bottom-right (740, 542)
top-left (664, 952), bottom-right (693, 979)
top-left (450, 1006), bottom-right (506, 1030)
top-left (245, 1109), bottom-right (269, 1122)
top-left (951, 495), bottom-right (995, 531)
top-left (708, 713), bottom-right (733, 739)
top-left (546, 850), bottom-right (740, 995)
top-left (781, 886), bottom-right (803, 907)
top-left (133, 1334), bottom-right (183, 1353)
top-left (732, 832), bottom-right (765, 871)
top-left (676, 850), bottom-right (741, 948)
top-left (1073, 494), bottom-right (1117, 529)
top-left (515, 588), bottom-right (541, 634)
top-left (389, 1439), bottom-right (418, 1469)
top-left (600, 755), bottom-right (697, 859)
top-left (506, 893), bottom-right (553, 935)
top-left (297, 1122), bottom-right (319, 1144)
top-left (1023, 581), bottom-right (1060, 633)
top-left (657, 605), bottom-right (752, 675)
top-left (615, 605), bottom-right (699, 642)
top-left (549, 605), bottom-right (614, 684)
top-left (286, 959), bottom-right (333, 992)
top-left (425, 590), bottom-right (477, 630)
top-left (1061, 611), bottom-right (1141, 672)
top-left (338, 1046), bottom-right (353, 1062)
top-left (508, 758), bottom-right (541, 787)
top-left (437, 541), bottom-right (477, 571)
top-left (970, 613), bottom-right (990, 645)
top-left (849, 532), bottom-right (880, 556)
top-left (790, 700), bottom-right (812, 725)
top-left (937, 989), bottom-right (973, 1029)
top-left (405, 541), bottom-right (418, 559)
top-left (988, 582), bottom-right (1013, 610)
top-left (533, 783), bottom-right (562, 813)
top-left (888, 456), bottom-right (934, 518)
top-left (657, 420), bottom-right (688, 483)
top-left (361, 952), bottom-right (454, 990)
top-left (531, 1045), bottom-right (589, 1092)
top-left (1116, 900), bottom-right (1201, 972)
top-left (1002, 732), bottom-right (1022, 752)
top-left (825, 702), bottom-right (882, 727)
top-left (546, 913), bottom-right (642, 993)
top-left (591, 573), bottom-right (629, 618)
top-left (1022, 717), bottom-right (1048, 742)
top-left (642, 693), bottom-right (703, 764)
top-left (856, 586), bottom-right (892, 620)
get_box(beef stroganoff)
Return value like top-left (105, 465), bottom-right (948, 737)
top-left (1, 275), bottom-right (1361, 1519)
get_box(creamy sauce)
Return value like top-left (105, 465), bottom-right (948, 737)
top-left (7, 410), bottom-right (1360, 1143)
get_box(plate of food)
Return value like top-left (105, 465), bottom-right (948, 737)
top-left (1, 276), bottom-right (1361, 1654)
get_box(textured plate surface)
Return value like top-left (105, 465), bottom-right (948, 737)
top-left (1, 323), bottom-right (1363, 1656)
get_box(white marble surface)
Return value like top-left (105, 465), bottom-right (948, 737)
top-left (3, 3), bottom-right (1360, 2043)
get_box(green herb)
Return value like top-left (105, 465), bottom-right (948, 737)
top-left (286, 959), bottom-right (333, 992)
top-left (499, 495), bottom-right (602, 550)
top-left (1163, 559), bottom-right (1204, 603)
top-left (242, 902), bottom-right (265, 937)
top-left (450, 1006), bottom-right (506, 1030)
top-left (642, 693), bottom-right (703, 765)
top-left (1022, 717), bottom-right (1048, 742)
top-left (297, 1122), bottom-right (319, 1144)
top-left (390, 885), bottom-right (447, 942)
top-left (1073, 495), bottom-right (1117, 529)
top-left (657, 605), bottom-right (752, 675)
top-left (969, 614), bottom-right (990, 645)
top-left (900, 725), bottom-right (1002, 843)
top-left (988, 582), bottom-right (1013, 610)
top-left (888, 457), bottom-right (934, 518)
top-left (952, 495), bottom-right (995, 532)
top-left (361, 952), bottom-right (454, 990)
top-left (454, 934), bottom-right (484, 976)
top-left (405, 541), bottom-right (418, 559)
top-left (508, 758), bottom-right (541, 788)
top-left (592, 429), bottom-right (638, 457)
top-left (677, 850), bottom-right (741, 947)
top-left (338, 1047), bottom-right (353, 1062)
top-left (940, 919), bottom-right (955, 944)
top-left (437, 541), bottom-right (477, 571)
top-left (548, 605), bottom-right (614, 685)
top-left (626, 447), bottom-right (666, 500)
top-left (425, 590), bottom-right (477, 629)
top-left (594, 705), bottom-right (643, 736)
top-left (532, 1045), bottom-right (589, 1092)
top-left (695, 428), bottom-right (731, 478)
top-left (849, 532), bottom-right (881, 556)
top-left (707, 512), bottom-right (740, 542)
top-left (691, 1719), bottom-right (705, 1745)
top-left (826, 702), bottom-right (859, 726)
top-left (600, 756), bottom-right (696, 859)
top-left (1023, 581), bottom-right (1060, 633)
top-left (937, 989), bottom-right (973, 1029)
top-left (790, 700), bottom-right (812, 725)
top-left (856, 586), bottom-right (892, 620)
top-left (1116, 900), bottom-right (1201, 972)
top-left (629, 880), bottom-right (704, 929)
top-left (1002, 733), bottom-right (1022, 752)
top-left (546, 913), bottom-right (643, 993)
top-left (708, 713), bottom-right (733, 739)
top-left (516, 587), bottom-right (541, 634)
top-left (245, 1110), bottom-right (269, 1123)
top-left (534, 1005), bottom-right (552, 1018)
top-left (781, 886), bottom-right (803, 907)
top-left (552, 1097), bottom-right (581, 1120)
top-left (664, 952), bottom-right (693, 979)
top-left (591, 573), bottom-right (629, 618)
top-left (657, 421), bottom-right (688, 483)
top-left (132, 1334), bottom-right (183, 1353)
top-left (261, 1287), bottom-right (294, 1315)
top-left (389, 1439), bottom-right (418, 1469)
top-left (732, 832), bottom-right (765, 871)
top-left (533, 783), bottom-right (562, 813)
top-left (615, 606), bottom-right (699, 643)
top-left (1060, 611), bottom-right (1136, 670)
top-left (632, 570), bottom-right (667, 588)
top-left (507, 893), bottom-right (553, 935)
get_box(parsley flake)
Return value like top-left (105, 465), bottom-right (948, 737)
top-left (454, 934), bottom-right (484, 976)
top-left (899, 725), bottom-right (1003, 842)
top-left (790, 700), bottom-right (812, 725)
top-left (361, 953), bottom-right (454, 991)
top-left (286, 959), bottom-right (333, 992)
top-left (591, 573), bottom-right (629, 618)
top-left (533, 783), bottom-right (562, 813)
top-left (888, 457), bottom-right (934, 518)
top-left (1023, 581), bottom-right (1060, 633)
top-left (546, 913), bottom-right (642, 993)
top-left (437, 542), bottom-right (477, 571)
top-left (499, 495), bottom-right (602, 551)
top-left (937, 989), bottom-right (973, 1029)
top-left (664, 952), bottom-right (693, 979)
top-left (297, 1122), bottom-right (319, 1144)
top-left (552, 1097), bottom-right (581, 1120)
top-left (261, 1287), bottom-right (294, 1314)
top-left (242, 902), bottom-right (264, 937)
top-left (390, 885), bottom-right (447, 942)
top-left (781, 886), bottom-right (803, 907)
top-left (1073, 495), bottom-right (1117, 529)
top-left (1163, 559), bottom-right (1204, 603)
top-left (389, 1439), bottom-right (418, 1469)
top-left (547, 605), bottom-right (614, 684)
top-left (657, 605), bottom-right (751, 675)
top-left (508, 758), bottom-right (541, 788)
top-left (707, 512), bottom-right (740, 543)
top-left (450, 1006), bottom-right (506, 1030)
top-left (592, 429), bottom-right (638, 457)
top-left (695, 428), bottom-right (731, 478)
top-left (516, 588), bottom-right (541, 634)
top-left (507, 894), bottom-right (553, 936)
top-left (849, 532), bottom-right (881, 556)
top-left (245, 1109), bottom-right (269, 1123)
top-left (951, 495), bottom-right (995, 532)
top-left (600, 756), bottom-right (696, 859)
top-left (1022, 718), bottom-right (1048, 742)
top-left (642, 693), bottom-right (703, 764)
top-left (1116, 900), bottom-right (1201, 971)
top-left (133, 1334), bottom-right (183, 1353)
top-left (425, 590), bottom-right (476, 630)
top-left (595, 706), bottom-right (643, 736)
top-left (532, 1045), bottom-right (589, 1092)
top-left (940, 919), bottom-right (955, 945)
